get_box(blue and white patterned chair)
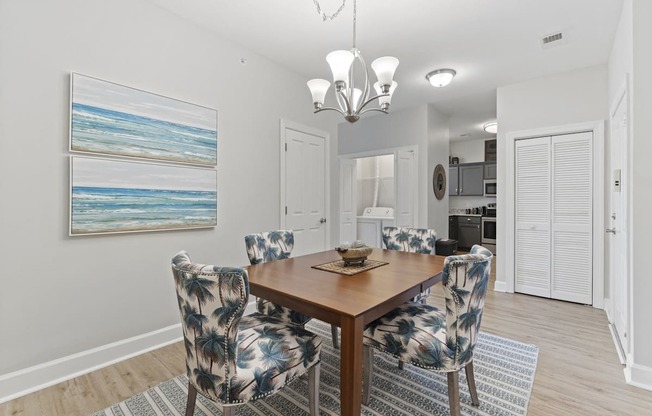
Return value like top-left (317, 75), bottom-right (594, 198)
top-left (382, 227), bottom-right (437, 304)
top-left (362, 245), bottom-right (493, 416)
top-left (172, 251), bottom-right (322, 416)
top-left (245, 230), bottom-right (341, 349)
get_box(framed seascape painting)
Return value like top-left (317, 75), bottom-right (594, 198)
top-left (70, 156), bottom-right (217, 236)
top-left (70, 73), bottom-right (217, 166)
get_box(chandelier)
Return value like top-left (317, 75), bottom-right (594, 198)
top-left (307, 0), bottom-right (399, 123)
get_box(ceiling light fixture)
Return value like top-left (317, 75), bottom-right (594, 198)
top-left (307, 0), bottom-right (399, 123)
top-left (483, 122), bottom-right (498, 134)
top-left (426, 68), bottom-right (456, 88)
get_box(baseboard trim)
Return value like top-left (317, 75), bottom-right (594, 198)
top-left (625, 362), bottom-right (652, 392)
top-left (0, 324), bottom-right (182, 405)
top-left (608, 322), bottom-right (627, 365)
top-left (493, 280), bottom-right (507, 292)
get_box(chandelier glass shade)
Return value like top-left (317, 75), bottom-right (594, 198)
top-left (307, 0), bottom-right (399, 123)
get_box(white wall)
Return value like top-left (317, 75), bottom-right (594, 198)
top-left (356, 155), bottom-right (395, 215)
top-left (629, 0), bottom-right (652, 388)
top-left (495, 64), bottom-right (608, 291)
top-left (449, 139), bottom-right (490, 165)
top-left (0, 0), bottom-right (338, 399)
top-left (427, 105), bottom-right (450, 238)
top-left (339, 106), bottom-right (429, 229)
top-left (606, 0), bottom-right (652, 388)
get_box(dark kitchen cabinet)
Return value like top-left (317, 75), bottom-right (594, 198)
top-left (484, 162), bottom-right (497, 179)
top-left (457, 216), bottom-right (482, 250)
top-left (448, 166), bottom-right (459, 196)
top-left (449, 163), bottom-right (484, 196)
top-left (449, 216), bottom-right (458, 240)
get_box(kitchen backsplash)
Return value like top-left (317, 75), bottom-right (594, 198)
top-left (448, 195), bottom-right (495, 210)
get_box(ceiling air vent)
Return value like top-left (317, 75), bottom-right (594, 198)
top-left (540, 31), bottom-right (565, 50)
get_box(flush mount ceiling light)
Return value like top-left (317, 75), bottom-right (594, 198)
top-left (483, 122), bottom-right (498, 134)
top-left (425, 69), bottom-right (456, 88)
top-left (307, 0), bottom-right (399, 123)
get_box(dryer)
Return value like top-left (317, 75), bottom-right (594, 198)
top-left (356, 207), bottom-right (395, 248)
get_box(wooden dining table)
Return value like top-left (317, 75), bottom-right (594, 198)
top-left (246, 248), bottom-right (446, 416)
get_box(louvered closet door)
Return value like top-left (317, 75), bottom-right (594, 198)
top-left (551, 132), bottom-right (593, 304)
top-left (515, 137), bottom-right (551, 297)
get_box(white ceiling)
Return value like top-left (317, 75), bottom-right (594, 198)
top-left (146, 0), bottom-right (623, 140)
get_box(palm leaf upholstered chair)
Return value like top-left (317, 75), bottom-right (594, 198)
top-left (362, 245), bottom-right (493, 416)
top-left (172, 251), bottom-right (322, 416)
top-left (244, 230), bottom-right (340, 349)
top-left (382, 227), bottom-right (437, 304)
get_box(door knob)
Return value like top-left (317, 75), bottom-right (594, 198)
top-left (606, 228), bottom-right (616, 234)
top-left (320, 218), bottom-right (327, 223)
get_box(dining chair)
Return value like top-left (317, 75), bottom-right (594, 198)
top-left (362, 245), bottom-right (493, 416)
top-left (244, 230), bottom-right (341, 349)
top-left (382, 227), bottom-right (437, 304)
top-left (171, 251), bottom-right (322, 416)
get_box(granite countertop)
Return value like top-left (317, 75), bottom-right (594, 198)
top-left (449, 213), bottom-right (483, 217)
top-left (449, 209), bottom-right (482, 216)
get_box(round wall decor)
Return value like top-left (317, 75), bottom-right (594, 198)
top-left (433, 164), bottom-right (446, 200)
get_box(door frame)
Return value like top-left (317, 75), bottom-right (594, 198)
top-left (607, 75), bottom-right (633, 363)
top-left (503, 121), bottom-right (605, 308)
top-left (338, 144), bottom-right (419, 235)
top-left (279, 119), bottom-right (331, 249)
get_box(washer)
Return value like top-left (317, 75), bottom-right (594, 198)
top-left (356, 207), bottom-right (395, 248)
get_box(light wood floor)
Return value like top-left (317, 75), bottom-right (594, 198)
top-left (2, 260), bottom-right (651, 416)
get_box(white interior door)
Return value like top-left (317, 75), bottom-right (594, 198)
top-left (515, 137), bottom-right (551, 298)
top-left (610, 88), bottom-right (630, 356)
top-left (551, 132), bottom-right (593, 304)
top-left (339, 158), bottom-right (357, 245)
top-left (282, 123), bottom-right (327, 256)
top-left (395, 149), bottom-right (416, 228)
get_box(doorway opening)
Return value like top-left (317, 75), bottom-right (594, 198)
top-left (339, 146), bottom-right (418, 248)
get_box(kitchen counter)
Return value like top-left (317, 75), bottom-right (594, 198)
top-left (449, 213), bottom-right (483, 217)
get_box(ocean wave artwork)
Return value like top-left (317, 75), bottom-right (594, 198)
top-left (70, 73), bottom-right (217, 166)
top-left (70, 157), bottom-right (217, 235)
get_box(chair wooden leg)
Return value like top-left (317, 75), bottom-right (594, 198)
top-left (465, 361), bottom-right (480, 406)
top-left (447, 371), bottom-right (461, 416)
top-left (185, 383), bottom-right (197, 416)
top-left (398, 360), bottom-right (404, 370)
top-left (308, 363), bottom-right (321, 415)
top-left (222, 405), bottom-right (233, 416)
top-left (331, 324), bottom-right (339, 349)
top-left (363, 346), bottom-right (373, 405)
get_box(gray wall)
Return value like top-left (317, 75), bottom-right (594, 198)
top-left (0, 0), bottom-right (337, 380)
top-left (427, 105), bottom-right (450, 239)
top-left (496, 64), bottom-right (609, 289)
top-left (338, 106), bottom-right (430, 229)
top-left (337, 105), bottom-right (450, 239)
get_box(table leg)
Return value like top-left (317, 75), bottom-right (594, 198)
top-left (340, 315), bottom-right (364, 416)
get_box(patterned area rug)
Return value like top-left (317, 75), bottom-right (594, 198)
top-left (92, 321), bottom-right (539, 416)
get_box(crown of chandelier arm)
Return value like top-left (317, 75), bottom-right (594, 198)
top-left (307, 0), bottom-right (399, 123)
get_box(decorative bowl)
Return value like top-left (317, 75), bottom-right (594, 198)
top-left (335, 246), bottom-right (373, 266)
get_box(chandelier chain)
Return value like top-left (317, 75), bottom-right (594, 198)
top-left (312, 0), bottom-right (347, 21)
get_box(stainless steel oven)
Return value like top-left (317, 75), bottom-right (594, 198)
top-left (481, 216), bottom-right (496, 254)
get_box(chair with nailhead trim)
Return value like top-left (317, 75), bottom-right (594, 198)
top-left (245, 230), bottom-right (341, 349)
top-left (171, 251), bottom-right (322, 416)
top-left (362, 245), bottom-right (493, 416)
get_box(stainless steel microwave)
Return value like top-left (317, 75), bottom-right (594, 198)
top-left (484, 180), bottom-right (497, 196)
